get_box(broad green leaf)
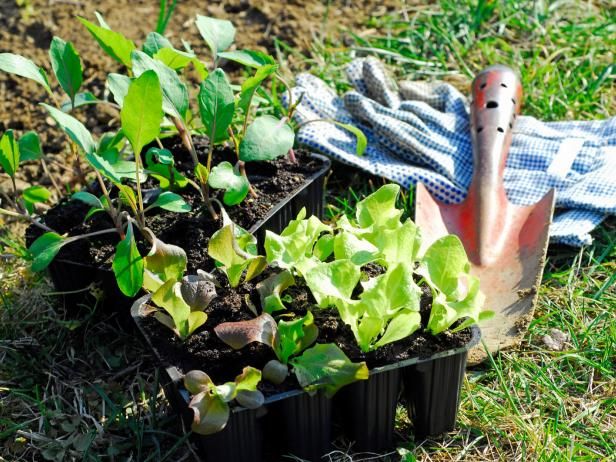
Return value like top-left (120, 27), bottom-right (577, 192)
top-left (427, 275), bottom-right (486, 335)
top-left (107, 73), bottom-right (131, 107)
top-left (107, 159), bottom-right (147, 183)
top-left (78, 17), bottom-right (135, 68)
top-left (313, 234), bottom-right (334, 261)
top-left (22, 185), bottom-right (51, 207)
top-left (131, 50), bottom-right (188, 119)
top-left (359, 263), bottom-right (420, 318)
top-left (264, 208), bottom-right (331, 271)
top-left (144, 237), bottom-right (187, 283)
top-left (49, 37), bottom-right (83, 107)
top-left (208, 223), bottom-right (263, 287)
top-left (277, 312), bottom-right (318, 364)
top-left (152, 279), bottom-right (193, 337)
top-left (149, 191), bottom-right (191, 212)
top-left (154, 47), bottom-right (208, 80)
top-left (239, 115), bottom-right (295, 162)
top-left (195, 15), bottom-right (236, 56)
top-left (187, 311), bottom-right (208, 336)
top-left (371, 219), bottom-right (421, 267)
top-left (257, 270), bottom-right (296, 314)
top-left (194, 163), bottom-right (209, 184)
top-left (147, 164), bottom-right (188, 190)
top-left (356, 316), bottom-right (383, 351)
top-left (121, 70), bottom-right (163, 156)
top-left (117, 184), bottom-right (138, 214)
top-left (303, 260), bottom-right (361, 308)
top-left (331, 121), bottom-right (367, 156)
top-left (41, 104), bottom-right (96, 155)
top-left (333, 232), bottom-right (378, 266)
top-left (208, 161), bottom-right (249, 206)
top-left (290, 343), bottom-right (369, 397)
top-left (237, 64), bottom-right (278, 113)
top-left (373, 310), bottom-right (421, 348)
top-left (234, 366), bottom-right (262, 392)
top-left (143, 32), bottom-right (172, 56)
top-left (146, 147), bottom-right (173, 165)
top-left (245, 256), bottom-right (266, 283)
top-left (198, 69), bottom-right (235, 143)
top-left (98, 131), bottom-right (124, 155)
top-left (112, 225), bottom-right (144, 297)
top-left (218, 50), bottom-right (275, 69)
top-left (60, 92), bottom-right (99, 112)
top-left (18, 131), bottom-right (42, 162)
top-left (0, 53), bottom-right (50, 92)
top-left (85, 152), bottom-right (121, 183)
top-left (0, 130), bottom-right (20, 177)
top-left (422, 235), bottom-right (470, 297)
top-left (29, 232), bottom-right (65, 271)
top-left (355, 184), bottom-right (402, 230)
top-left (72, 191), bottom-right (102, 208)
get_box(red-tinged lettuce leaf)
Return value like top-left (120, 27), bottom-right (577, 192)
top-left (214, 312), bottom-right (278, 350)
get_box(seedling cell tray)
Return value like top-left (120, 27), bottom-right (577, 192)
top-left (132, 298), bottom-right (480, 461)
top-left (31, 153), bottom-right (330, 322)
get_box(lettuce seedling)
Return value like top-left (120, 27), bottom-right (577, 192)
top-left (208, 210), bottom-right (266, 287)
top-left (184, 367), bottom-right (264, 435)
top-left (214, 311), bottom-right (368, 396)
top-left (265, 184), bottom-right (491, 352)
top-left (141, 238), bottom-right (214, 339)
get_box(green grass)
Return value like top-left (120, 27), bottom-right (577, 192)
top-left (1, 0), bottom-right (615, 461)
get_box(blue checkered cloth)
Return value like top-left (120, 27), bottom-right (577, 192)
top-left (288, 58), bottom-right (616, 247)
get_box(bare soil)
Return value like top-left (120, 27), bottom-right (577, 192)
top-left (0, 0), bottom-right (399, 151)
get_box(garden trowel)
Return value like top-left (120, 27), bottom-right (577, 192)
top-left (415, 65), bottom-right (555, 363)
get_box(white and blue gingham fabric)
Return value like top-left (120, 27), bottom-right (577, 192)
top-left (288, 58), bottom-right (616, 247)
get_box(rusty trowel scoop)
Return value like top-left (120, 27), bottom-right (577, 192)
top-left (415, 65), bottom-right (555, 363)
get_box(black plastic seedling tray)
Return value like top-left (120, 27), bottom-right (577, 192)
top-left (32, 153), bottom-right (331, 323)
top-left (132, 297), bottom-right (480, 461)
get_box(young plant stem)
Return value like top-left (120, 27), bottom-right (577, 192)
top-left (227, 127), bottom-right (257, 198)
top-left (0, 207), bottom-right (54, 232)
top-left (172, 116), bottom-right (218, 220)
top-left (172, 117), bottom-right (199, 166)
top-left (288, 148), bottom-right (297, 163)
top-left (276, 74), bottom-right (294, 118)
top-left (133, 150), bottom-right (146, 228)
top-left (40, 157), bottom-right (63, 197)
top-left (70, 142), bottom-right (87, 186)
top-left (94, 170), bottom-right (124, 238)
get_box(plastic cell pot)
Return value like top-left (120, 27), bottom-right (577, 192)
top-left (335, 326), bottom-right (480, 453)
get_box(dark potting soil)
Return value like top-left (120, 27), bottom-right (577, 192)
top-left (139, 267), bottom-right (473, 398)
top-left (26, 139), bottom-right (324, 273)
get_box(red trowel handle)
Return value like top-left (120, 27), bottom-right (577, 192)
top-left (469, 65), bottom-right (522, 194)
top-left (465, 65), bottom-right (522, 264)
